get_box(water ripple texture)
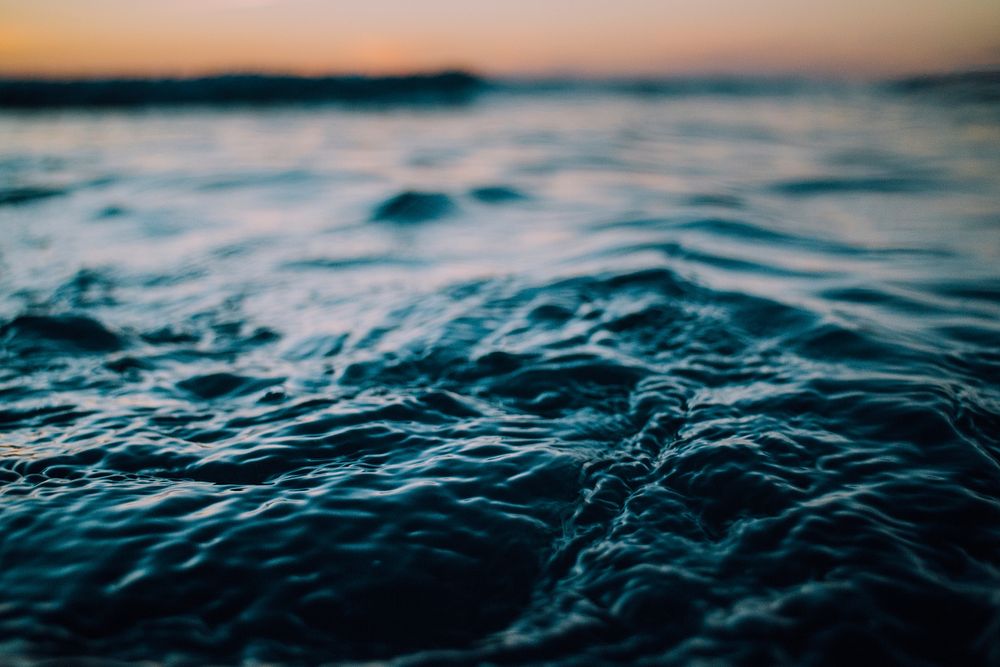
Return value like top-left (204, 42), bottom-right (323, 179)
top-left (1, 83), bottom-right (999, 665)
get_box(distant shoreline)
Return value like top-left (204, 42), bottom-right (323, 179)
top-left (0, 69), bottom-right (996, 108)
top-left (0, 71), bottom-right (484, 109)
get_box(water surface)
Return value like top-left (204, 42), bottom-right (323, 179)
top-left (1, 82), bottom-right (999, 665)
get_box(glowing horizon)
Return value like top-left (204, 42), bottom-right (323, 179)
top-left (2, 0), bottom-right (998, 79)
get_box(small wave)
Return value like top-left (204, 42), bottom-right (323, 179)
top-left (1, 314), bottom-right (124, 354)
top-left (95, 204), bottom-right (127, 219)
top-left (176, 372), bottom-right (284, 400)
top-left (469, 185), bottom-right (528, 203)
top-left (372, 190), bottom-right (457, 223)
top-left (684, 193), bottom-right (744, 209)
top-left (282, 256), bottom-right (422, 271)
top-left (771, 176), bottom-right (935, 196)
top-left (0, 185), bottom-right (67, 206)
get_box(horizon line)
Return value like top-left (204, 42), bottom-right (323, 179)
top-left (2, 66), bottom-right (998, 84)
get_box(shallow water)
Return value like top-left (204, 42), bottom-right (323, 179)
top-left (1, 85), bottom-right (999, 665)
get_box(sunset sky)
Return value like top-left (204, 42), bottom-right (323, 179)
top-left (2, 0), bottom-right (998, 78)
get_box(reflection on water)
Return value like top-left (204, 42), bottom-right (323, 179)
top-left (1, 82), bottom-right (999, 665)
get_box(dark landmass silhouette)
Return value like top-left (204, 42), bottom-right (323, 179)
top-left (0, 69), bottom-right (997, 108)
top-left (0, 71), bottom-right (484, 108)
top-left (888, 69), bottom-right (1000, 102)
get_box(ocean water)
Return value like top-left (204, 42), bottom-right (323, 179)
top-left (1, 82), bottom-right (999, 665)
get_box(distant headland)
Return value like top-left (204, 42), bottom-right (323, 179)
top-left (0, 71), bottom-right (485, 109)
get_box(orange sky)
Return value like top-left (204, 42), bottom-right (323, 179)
top-left (2, 0), bottom-right (998, 78)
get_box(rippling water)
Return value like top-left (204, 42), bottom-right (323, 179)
top-left (2, 83), bottom-right (999, 665)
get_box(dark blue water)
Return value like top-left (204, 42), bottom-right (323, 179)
top-left (1, 82), bottom-right (999, 665)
